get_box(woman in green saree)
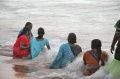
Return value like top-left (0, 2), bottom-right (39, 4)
top-left (103, 20), bottom-right (120, 78)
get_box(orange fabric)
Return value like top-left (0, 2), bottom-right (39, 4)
top-left (83, 50), bottom-right (108, 66)
top-left (101, 51), bottom-right (108, 62)
top-left (83, 67), bottom-right (99, 76)
top-left (83, 50), bottom-right (108, 76)
top-left (83, 51), bottom-right (99, 66)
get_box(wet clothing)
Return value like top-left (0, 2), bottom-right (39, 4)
top-left (83, 64), bottom-right (99, 76)
top-left (115, 41), bottom-right (120, 61)
top-left (30, 37), bottom-right (49, 59)
top-left (114, 20), bottom-right (120, 60)
top-left (103, 20), bottom-right (120, 77)
top-left (50, 43), bottom-right (82, 69)
top-left (103, 59), bottom-right (120, 78)
top-left (83, 50), bottom-right (108, 76)
top-left (13, 35), bottom-right (30, 58)
top-left (70, 45), bottom-right (82, 57)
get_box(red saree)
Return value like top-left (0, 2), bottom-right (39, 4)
top-left (13, 35), bottom-right (30, 58)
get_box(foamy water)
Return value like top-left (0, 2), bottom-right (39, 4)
top-left (0, 0), bottom-right (120, 79)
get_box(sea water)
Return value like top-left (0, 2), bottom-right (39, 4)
top-left (0, 0), bottom-right (120, 79)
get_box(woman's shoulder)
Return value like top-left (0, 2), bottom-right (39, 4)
top-left (102, 50), bottom-right (107, 54)
top-left (102, 50), bottom-right (108, 56)
top-left (84, 50), bottom-right (90, 54)
top-left (42, 38), bottom-right (49, 43)
top-left (34, 37), bottom-right (47, 41)
top-left (43, 38), bottom-right (48, 41)
top-left (75, 44), bottom-right (82, 49)
top-left (59, 43), bottom-right (68, 48)
top-left (83, 50), bottom-right (91, 57)
top-left (101, 50), bottom-right (108, 61)
top-left (19, 35), bottom-right (26, 39)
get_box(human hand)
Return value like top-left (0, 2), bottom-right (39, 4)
top-left (110, 45), bottom-right (114, 54)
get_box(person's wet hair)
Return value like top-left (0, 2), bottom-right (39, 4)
top-left (91, 39), bottom-right (102, 49)
top-left (68, 33), bottom-right (76, 44)
top-left (17, 22), bottom-right (32, 38)
top-left (25, 22), bottom-right (32, 29)
top-left (18, 26), bottom-right (31, 38)
top-left (37, 27), bottom-right (45, 39)
top-left (91, 39), bottom-right (102, 61)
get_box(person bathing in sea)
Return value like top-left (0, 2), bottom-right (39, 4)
top-left (13, 25), bottom-right (31, 58)
top-left (18, 22), bottom-right (33, 39)
top-left (50, 33), bottom-right (82, 69)
top-left (30, 27), bottom-right (51, 59)
top-left (83, 39), bottom-right (108, 76)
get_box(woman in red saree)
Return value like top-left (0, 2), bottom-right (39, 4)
top-left (13, 26), bottom-right (31, 58)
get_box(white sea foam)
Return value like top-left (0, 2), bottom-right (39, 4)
top-left (0, 0), bottom-right (120, 79)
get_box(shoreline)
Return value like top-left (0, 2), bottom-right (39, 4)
top-left (0, 55), bottom-right (38, 79)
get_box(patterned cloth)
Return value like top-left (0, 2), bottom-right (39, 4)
top-left (50, 43), bottom-right (75, 69)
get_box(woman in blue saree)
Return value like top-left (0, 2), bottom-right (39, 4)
top-left (50, 33), bottom-right (82, 69)
top-left (30, 27), bottom-right (51, 59)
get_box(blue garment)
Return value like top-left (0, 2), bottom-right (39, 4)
top-left (18, 29), bottom-right (23, 37)
top-left (89, 50), bottom-right (99, 62)
top-left (50, 43), bottom-right (75, 69)
top-left (30, 37), bottom-right (49, 59)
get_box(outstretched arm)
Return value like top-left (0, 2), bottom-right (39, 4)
top-left (45, 39), bottom-right (51, 50)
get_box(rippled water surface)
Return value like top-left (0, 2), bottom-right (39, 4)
top-left (0, 0), bottom-right (120, 79)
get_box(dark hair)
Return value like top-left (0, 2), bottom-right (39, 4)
top-left (91, 39), bottom-right (102, 49)
top-left (17, 22), bottom-right (32, 38)
top-left (91, 39), bottom-right (102, 61)
top-left (25, 22), bottom-right (32, 29)
top-left (68, 33), bottom-right (76, 44)
top-left (37, 27), bottom-right (45, 39)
